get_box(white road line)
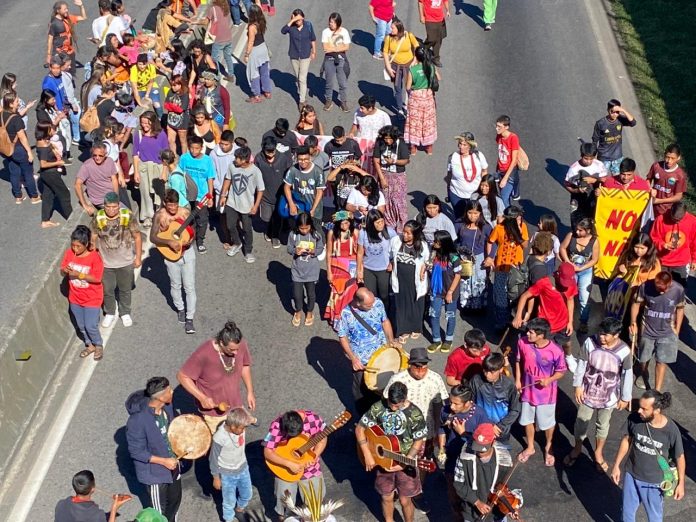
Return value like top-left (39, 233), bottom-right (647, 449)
top-left (6, 236), bottom-right (153, 522)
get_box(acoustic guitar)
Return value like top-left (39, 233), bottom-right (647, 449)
top-left (265, 410), bottom-right (352, 483)
top-left (156, 195), bottom-right (211, 261)
top-left (359, 424), bottom-right (437, 474)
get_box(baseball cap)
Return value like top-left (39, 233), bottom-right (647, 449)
top-left (471, 423), bottom-right (496, 452)
top-left (555, 262), bottom-right (576, 290)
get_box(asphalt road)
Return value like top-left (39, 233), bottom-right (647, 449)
top-left (4, 0), bottom-right (696, 521)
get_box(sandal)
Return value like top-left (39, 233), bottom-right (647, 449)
top-left (595, 460), bottom-right (609, 473)
top-left (563, 452), bottom-right (580, 468)
top-left (292, 313), bottom-right (301, 327)
top-left (517, 449), bottom-right (535, 463)
top-left (304, 314), bottom-right (314, 326)
top-left (398, 335), bottom-right (409, 344)
top-left (410, 332), bottom-right (421, 340)
top-left (544, 452), bottom-right (555, 467)
top-left (93, 346), bottom-right (104, 361)
top-left (79, 345), bottom-right (96, 358)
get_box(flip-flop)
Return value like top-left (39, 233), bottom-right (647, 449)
top-left (563, 453), bottom-right (580, 467)
top-left (304, 314), bottom-right (314, 326)
top-left (398, 335), bottom-right (409, 344)
top-left (93, 346), bottom-right (104, 361)
top-left (292, 314), bottom-right (301, 327)
top-left (545, 452), bottom-right (555, 467)
top-left (595, 460), bottom-right (609, 473)
top-left (410, 332), bottom-right (421, 339)
top-left (517, 449), bottom-right (535, 463)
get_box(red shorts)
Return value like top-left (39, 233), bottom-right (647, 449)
top-left (374, 468), bottom-right (422, 498)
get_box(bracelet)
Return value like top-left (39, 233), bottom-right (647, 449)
top-left (357, 439), bottom-right (368, 445)
top-left (78, 273), bottom-right (85, 280)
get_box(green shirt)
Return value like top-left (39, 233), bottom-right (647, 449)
top-left (409, 63), bottom-right (430, 91)
top-left (359, 400), bottom-right (427, 454)
top-left (155, 410), bottom-right (176, 458)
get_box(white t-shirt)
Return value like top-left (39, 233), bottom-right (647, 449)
top-left (448, 151), bottom-right (488, 199)
top-left (564, 158), bottom-right (607, 183)
top-left (321, 27), bottom-right (351, 47)
top-left (353, 109), bottom-right (391, 141)
top-left (92, 14), bottom-right (129, 45)
top-left (346, 187), bottom-right (385, 215)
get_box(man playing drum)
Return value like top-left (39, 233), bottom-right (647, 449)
top-left (177, 321), bottom-right (256, 434)
top-left (335, 287), bottom-right (400, 415)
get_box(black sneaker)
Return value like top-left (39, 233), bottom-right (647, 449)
top-left (185, 319), bottom-right (196, 334)
top-left (197, 244), bottom-right (208, 254)
top-left (177, 310), bottom-right (186, 324)
top-left (271, 238), bottom-right (281, 249)
top-left (413, 495), bottom-right (431, 514)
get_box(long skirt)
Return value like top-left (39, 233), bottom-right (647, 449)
top-left (394, 263), bottom-right (425, 336)
top-left (324, 255), bottom-right (358, 327)
top-left (460, 253), bottom-right (488, 310)
top-left (404, 88), bottom-right (437, 146)
top-left (383, 170), bottom-right (408, 233)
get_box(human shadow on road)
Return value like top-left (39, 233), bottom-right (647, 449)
top-left (357, 80), bottom-right (398, 115)
top-left (305, 336), bottom-right (353, 410)
top-left (246, 439), bottom-right (278, 519)
top-left (518, 199), bottom-right (570, 237)
top-left (453, 1), bottom-right (484, 28)
top-left (140, 248), bottom-right (176, 311)
top-left (672, 349), bottom-right (696, 397)
top-left (350, 29), bottom-right (374, 56)
top-left (545, 158), bottom-right (570, 188)
top-left (270, 68), bottom-right (300, 105)
top-left (266, 260), bottom-right (295, 314)
top-left (113, 426), bottom-right (149, 507)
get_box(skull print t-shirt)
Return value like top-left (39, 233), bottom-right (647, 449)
top-left (573, 336), bottom-right (633, 409)
top-left (360, 400), bottom-right (427, 455)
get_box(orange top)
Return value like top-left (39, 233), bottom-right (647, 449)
top-left (631, 259), bottom-right (662, 287)
top-left (489, 222), bottom-right (529, 272)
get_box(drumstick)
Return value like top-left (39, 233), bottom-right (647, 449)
top-left (93, 487), bottom-right (132, 501)
top-left (217, 402), bottom-right (230, 412)
top-left (176, 446), bottom-right (194, 460)
top-left (497, 326), bottom-right (511, 350)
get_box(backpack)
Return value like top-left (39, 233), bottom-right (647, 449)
top-left (506, 256), bottom-right (546, 303)
top-left (0, 112), bottom-right (18, 157)
top-left (168, 168), bottom-right (198, 202)
top-left (517, 146), bottom-right (530, 171)
top-left (581, 337), bottom-right (625, 409)
top-left (79, 99), bottom-right (105, 133)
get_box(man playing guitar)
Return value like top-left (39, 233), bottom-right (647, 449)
top-left (356, 382), bottom-right (427, 522)
top-left (149, 189), bottom-right (197, 334)
top-left (263, 410), bottom-right (327, 522)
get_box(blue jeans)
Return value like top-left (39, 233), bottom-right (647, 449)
top-left (69, 303), bottom-right (103, 347)
top-left (250, 61), bottom-right (272, 96)
top-left (429, 294), bottom-right (457, 342)
top-left (212, 41), bottom-right (237, 78)
top-left (496, 168), bottom-right (519, 208)
top-left (138, 89), bottom-right (161, 118)
top-left (374, 18), bottom-right (390, 55)
top-left (165, 246), bottom-right (197, 319)
top-left (69, 104), bottom-right (81, 142)
top-left (6, 146), bottom-right (39, 198)
top-left (229, 0), bottom-right (252, 25)
top-left (622, 472), bottom-right (663, 522)
top-left (221, 465), bottom-right (252, 520)
top-left (576, 267), bottom-right (593, 323)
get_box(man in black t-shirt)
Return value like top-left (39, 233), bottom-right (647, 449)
top-left (611, 390), bottom-right (685, 521)
top-left (261, 118), bottom-right (299, 155)
top-left (255, 136), bottom-right (293, 246)
top-left (324, 125), bottom-right (363, 169)
top-left (54, 469), bottom-right (131, 522)
top-left (591, 98), bottom-right (637, 175)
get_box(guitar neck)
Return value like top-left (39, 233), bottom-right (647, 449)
top-left (381, 448), bottom-right (417, 468)
top-left (298, 424), bottom-right (337, 454)
top-left (173, 198), bottom-right (206, 237)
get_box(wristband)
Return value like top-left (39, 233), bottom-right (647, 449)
top-left (78, 273), bottom-right (85, 280)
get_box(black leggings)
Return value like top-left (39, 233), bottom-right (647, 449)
top-left (39, 170), bottom-right (73, 222)
top-left (363, 268), bottom-right (390, 314)
top-left (293, 281), bottom-right (316, 313)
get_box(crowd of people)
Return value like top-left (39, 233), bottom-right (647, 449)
top-left (0, 0), bottom-right (690, 522)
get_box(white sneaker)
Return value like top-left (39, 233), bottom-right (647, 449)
top-left (101, 314), bottom-right (117, 328)
top-left (121, 314), bottom-right (133, 327)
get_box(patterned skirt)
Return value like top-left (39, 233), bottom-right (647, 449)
top-left (383, 170), bottom-right (409, 233)
top-left (404, 89), bottom-right (437, 146)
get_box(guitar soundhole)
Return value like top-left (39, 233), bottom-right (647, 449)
top-left (292, 450), bottom-right (302, 459)
top-left (376, 445), bottom-right (384, 457)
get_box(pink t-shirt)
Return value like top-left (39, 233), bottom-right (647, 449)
top-left (516, 337), bottom-right (567, 406)
top-left (496, 132), bottom-right (520, 172)
top-left (207, 5), bottom-right (233, 43)
top-left (180, 339), bottom-right (253, 416)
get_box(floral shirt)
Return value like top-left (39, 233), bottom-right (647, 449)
top-left (488, 222), bottom-right (529, 272)
top-left (335, 299), bottom-right (388, 364)
top-left (360, 401), bottom-right (427, 455)
top-left (263, 410), bottom-right (326, 479)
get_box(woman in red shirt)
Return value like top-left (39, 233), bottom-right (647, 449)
top-left (60, 225), bottom-right (105, 360)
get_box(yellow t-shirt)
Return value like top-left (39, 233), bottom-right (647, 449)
top-left (130, 63), bottom-right (156, 91)
top-left (382, 32), bottom-right (419, 66)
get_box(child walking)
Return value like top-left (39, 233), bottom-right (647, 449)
top-left (427, 230), bottom-right (462, 354)
top-left (211, 407), bottom-right (257, 522)
top-left (287, 213), bottom-right (324, 327)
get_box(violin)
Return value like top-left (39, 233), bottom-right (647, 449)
top-left (486, 483), bottom-right (523, 521)
top-left (481, 459), bottom-right (524, 521)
